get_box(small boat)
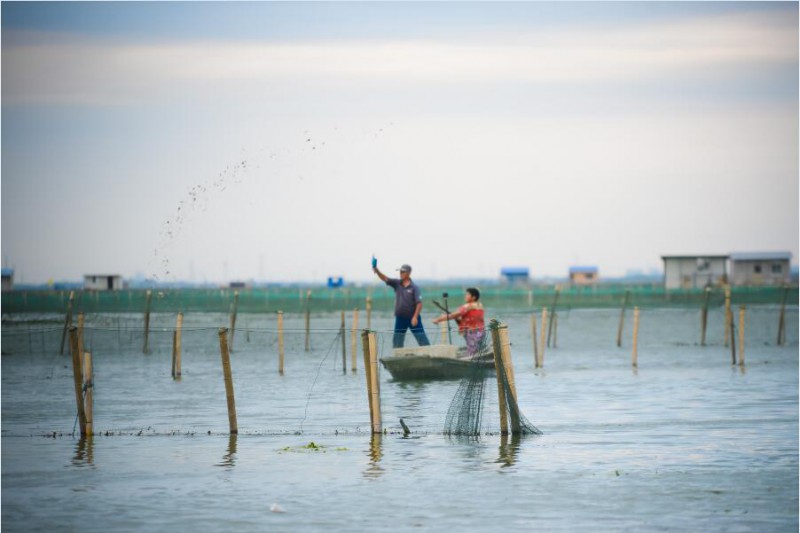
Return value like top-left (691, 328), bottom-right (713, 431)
top-left (380, 344), bottom-right (495, 381)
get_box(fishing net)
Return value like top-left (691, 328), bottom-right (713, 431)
top-left (444, 319), bottom-right (542, 436)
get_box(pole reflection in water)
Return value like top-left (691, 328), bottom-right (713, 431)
top-left (363, 434), bottom-right (383, 479)
top-left (496, 434), bottom-right (521, 468)
top-left (216, 435), bottom-right (238, 469)
top-left (72, 435), bottom-right (94, 468)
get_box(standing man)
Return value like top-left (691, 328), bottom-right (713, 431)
top-left (372, 260), bottom-right (431, 348)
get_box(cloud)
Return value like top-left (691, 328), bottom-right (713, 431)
top-left (2, 9), bottom-right (796, 106)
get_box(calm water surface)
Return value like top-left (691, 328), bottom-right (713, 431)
top-left (2, 307), bottom-right (798, 531)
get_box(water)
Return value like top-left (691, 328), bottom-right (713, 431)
top-left (2, 307), bottom-right (798, 531)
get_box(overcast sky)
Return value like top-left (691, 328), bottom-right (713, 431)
top-left (2, 2), bottom-right (798, 284)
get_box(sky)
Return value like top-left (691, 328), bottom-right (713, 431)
top-left (2, 2), bottom-right (798, 284)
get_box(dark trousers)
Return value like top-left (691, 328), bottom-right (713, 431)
top-left (393, 315), bottom-right (431, 348)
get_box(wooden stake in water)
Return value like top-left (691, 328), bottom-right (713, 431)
top-left (531, 313), bottom-right (540, 368)
top-left (617, 289), bottom-right (630, 347)
top-left (553, 313), bottom-right (558, 349)
top-left (527, 289), bottom-right (533, 308)
top-left (498, 324), bottom-right (521, 434)
top-left (729, 307), bottom-right (736, 365)
top-left (340, 310), bottom-right (347, 373)
top-left (777, 286), bottom-right (789, 346)
top-left (229, 290), bottom-right (239, 352)
top-left (174, 312), bottom-right (183, 379)
top-left (69, 327), bottom-right (87, 436)
top-left (77, 312), bottom-right (85, 364)
top-left (366, 296), bottom-right (373, 330)
top-left (60, 290), bottom-right (75, 355)
top-left (277, 311), bottom-right (285, 375)
top-left (632, 307), bottom-right (640, 368)
top-left (351, 309), bottom-right (358, 372)
top-left (82, 351), bottom-right (94, 436)
top-left (539, 308), bottom-right (548, 367)
top-left (142, 289), bottom-right (152, 354)
top-left (490, 323), bottom-right (509, 435)
top-left (738, 306), bottom-right (746, 366)
top-left (700, 287), bottom-right (710, 346)
top-left (217, 328), bottom-right (238, 435)
top-left (361, 330), bottom-right (381, 434)
top-left (304, 290), bottom-right (311, 352)
top-left (723, 285), bottom-right (731, 347)
top-left (547, 286), bottom-right (560, 348)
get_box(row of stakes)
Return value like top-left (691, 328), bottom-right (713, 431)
top-left (60, 286), bottom-right (790, 437)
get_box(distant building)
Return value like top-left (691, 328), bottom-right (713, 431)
top-left (84, 274), bottom-right (123, 291)
top-left (569, 266), bottom-right (599, 286)
top-left (229, 281), bottom-right (250, 289)
top-left (1, 268), bottom-right (13, 291)
top-left (730, 252), bottom-right (792, 286)
top-left (327, 276), bottom-right (344, 288)
top-left (662, 255), bottom-right (728, 290)
top-left (500, 267), bottom-right (529, 285)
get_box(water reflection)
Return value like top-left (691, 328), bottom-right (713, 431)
top-left (363, 434), bottom-right (383, 479)
top-left (496, 434), bottom-right (521, 468)
top-left (72, 435), bottom-right (94, 468)
top-left (216, 435), bottom-right (237, 469)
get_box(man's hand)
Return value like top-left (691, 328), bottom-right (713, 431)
top-left (411, 316), bottom-right (418, 327)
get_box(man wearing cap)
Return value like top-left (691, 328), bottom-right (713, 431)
top-left (372, 262), bottom-right (431, 348)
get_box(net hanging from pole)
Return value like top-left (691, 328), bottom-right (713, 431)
top-left (444, 320), bottom-right (542, 437)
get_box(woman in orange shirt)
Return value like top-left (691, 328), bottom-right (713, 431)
top-left (432, 287), bottom-right (485, 355)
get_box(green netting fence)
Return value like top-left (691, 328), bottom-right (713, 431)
top-left (2, 283), bottom-right (796, 315)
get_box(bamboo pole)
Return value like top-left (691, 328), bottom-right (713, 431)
top-left (82, 351), bottom-right (93, 436)
top-left (60, 290), bottom-right (75, 355)
top-left (277, 311), bottom-right (285, 375)
top-left (361, 330), bottom-right (381, 434)
top-left (498, 324), bottom-right (521, 434)
top-left (531, 313), bottom-right (539, 368)
top-left (440, 322), bottom-right (447, 344)
top-left (729, 308), bottom-right (736, 365)
top-left (77, 313), bottom-right (85, 365)
top-left (172, 331), bottom-right (178, 378)
top-left (368, 331), bottom-right (381, 434)
top-left (539, 308), bottom-right (548, 368)
top-left (700, 287), bottom-right (710, 346)
top-left (738, 306), bottom-right (745, 366)
top-left (229, 290), bottom-right (239, 352)
top-left (340, 311), bottom-right (347, 373)
top-left (217, 328), bottom-right (238, 434)
top-left (723, 285), bottom-right (731, 347)
top-left (175, 312), bottom-right (183, 379)
top-left (366, 296), bottom-right (373, 329)
top-left (553, 313), bottom-right (558, 349)
top-left (69, 327), bottom-right (87, 436)
top-left (546, 286), bottom-right (560, 347)
top-left (304, 290), bottom-right (311, 352)
top-left (351, 309), bottom-right (359, 372)
top-left (361, 331), bottom-right (374, 425)
top-left (617, 289), bottom-right (630, 347)
top-left (778, 286), bottom-right (788, 346)
top-left (632, 307), bottom-right (640, 367)
top-left (527, 289), bottom-right (533, 308)
top-left (142, 289), bottom-right (152, 354)
top-left (490, 322), bottom-right (509, 435)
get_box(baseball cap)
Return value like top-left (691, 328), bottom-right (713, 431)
top-left (397, 264), bottom-right (412, 273)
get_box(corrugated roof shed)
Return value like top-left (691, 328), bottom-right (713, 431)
top-left (729, 252), bottom-right (792, 262)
